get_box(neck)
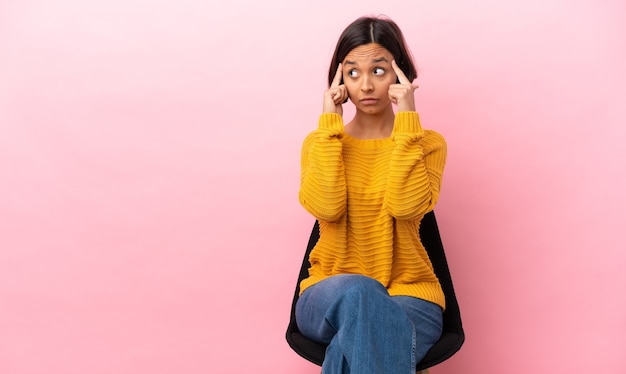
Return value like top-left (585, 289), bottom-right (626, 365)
top-left (346, 106), bottom-right (396, 139)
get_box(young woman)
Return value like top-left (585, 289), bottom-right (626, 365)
top-left (295, 16), bottom-right (447, 374)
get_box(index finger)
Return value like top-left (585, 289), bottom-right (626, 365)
top-left (391, 60), bottom-right (411, 85)
top-left (330, 63), bottom-right (343, 88)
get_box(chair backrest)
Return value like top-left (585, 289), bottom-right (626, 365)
top-left (285, 211), bottom-right (465, 370)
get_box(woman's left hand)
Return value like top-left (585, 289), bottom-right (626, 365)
top-left (388, 60), bottom-right (418, 112)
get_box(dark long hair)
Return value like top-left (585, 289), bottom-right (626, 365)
top-left (328, 16), bottom-right (417, 87)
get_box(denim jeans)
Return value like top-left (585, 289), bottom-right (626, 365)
top-left (295, 274), bottom-right (443, 374)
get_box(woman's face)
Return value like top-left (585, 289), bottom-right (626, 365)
top-left (342, 43), bottom-right (397, 114)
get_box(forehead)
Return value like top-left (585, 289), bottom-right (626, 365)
top-left (343, 43), bottom-right (392, 63)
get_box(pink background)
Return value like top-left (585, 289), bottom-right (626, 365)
top-left (1, 0), bottom-right (625, 373)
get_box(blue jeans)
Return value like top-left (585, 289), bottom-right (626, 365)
top-left (296, 274), bottom-right (443, 374)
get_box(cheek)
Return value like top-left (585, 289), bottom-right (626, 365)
top-left (383, 75), bottom-right (397, 86)
top-left (344, 82), bottom-right (359, 97)
top-left (377, 80), bottom-right (394, 94)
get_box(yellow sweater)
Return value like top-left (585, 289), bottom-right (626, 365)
top-left (298, 112), bottom-right (447, 309)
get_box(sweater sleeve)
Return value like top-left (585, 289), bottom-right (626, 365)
top-left (298, 113), bottom-right (347, 222)
top-left (383, 111), bottom-right (447, 220)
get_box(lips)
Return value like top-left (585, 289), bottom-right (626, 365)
top-left (360, 97), bottom-right (378, 105)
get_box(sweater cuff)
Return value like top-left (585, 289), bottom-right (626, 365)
top-left (393, 111), bottom-right (423, 134)
top-left (317, 113), bottom-right (344, 138)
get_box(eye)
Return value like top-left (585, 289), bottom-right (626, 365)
top-left (348, 69), bottom-right (359, 78)
top-left (373, 67), bottom-right (385, 76)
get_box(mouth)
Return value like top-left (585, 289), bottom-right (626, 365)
top-left (360, 97), bottom-right (379, 105)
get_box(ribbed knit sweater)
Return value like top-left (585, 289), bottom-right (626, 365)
top-left (298, 111), bottom-right (447, 309)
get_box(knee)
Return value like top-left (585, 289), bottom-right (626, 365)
top-left (335, 275), bottom-right (388, 304)
top-left (299, 274), bottom-right (388, 312)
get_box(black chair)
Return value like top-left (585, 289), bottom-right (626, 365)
top-left (285, 211), bottom-right (464, 372)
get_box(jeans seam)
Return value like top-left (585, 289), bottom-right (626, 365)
top-left (411, 327), bottom-right (417, 374)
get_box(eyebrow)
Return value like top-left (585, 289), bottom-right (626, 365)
top-left (344, 57), bottom-right (390, 66)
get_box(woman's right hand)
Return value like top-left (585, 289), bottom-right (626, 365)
top-left (323, 63), bottom-right (348, 115)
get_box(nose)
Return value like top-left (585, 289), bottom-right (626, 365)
top-left (360, 75), bottom-right (374, 92)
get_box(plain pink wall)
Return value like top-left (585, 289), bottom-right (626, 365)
top-left (1, 1), bottom-right (625, 373)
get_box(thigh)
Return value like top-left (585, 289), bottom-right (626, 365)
top-left (295, 274), bottom-right (388, 343)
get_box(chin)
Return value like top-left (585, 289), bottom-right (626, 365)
top-left (358, 105), bottom-right (386, 115)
